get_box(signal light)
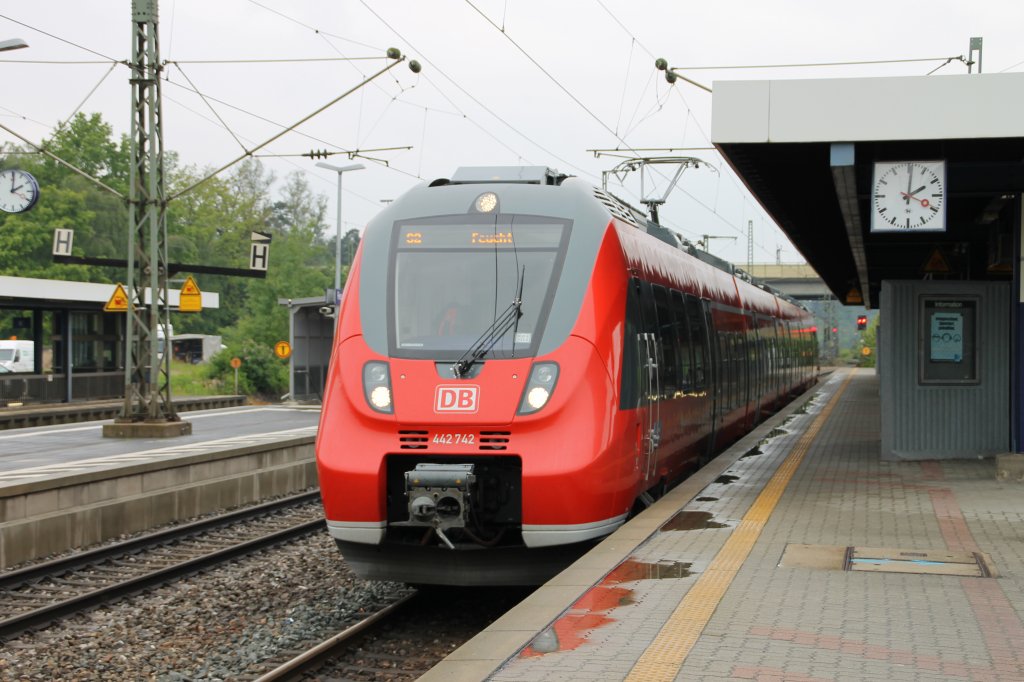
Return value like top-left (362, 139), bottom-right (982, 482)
top-left (857, 315), bottom-right (868, 331)
top-left (831, 327), bottom-right (838, 334)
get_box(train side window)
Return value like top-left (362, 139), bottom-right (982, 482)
top-left (671, 291), bottom-right (692, 393)
top-left (684, 295), bottom-right (707, 391)
top-left (637, 280), bottom-right (663, 400)
top-left (652, 285), bottom-right (679, 398)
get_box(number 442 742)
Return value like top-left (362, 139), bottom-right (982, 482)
top-left (432, 433), bottom-right (475, 445)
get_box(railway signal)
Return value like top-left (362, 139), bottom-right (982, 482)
top-left (857, 315), bottom-right (868, 330)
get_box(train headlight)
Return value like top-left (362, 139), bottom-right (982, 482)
top-left (518, 362), bottom-right (559, 415)
top-left (363, 361), bottom-right (393, 413)
top-left (474, 192), bottom-right (499, 213)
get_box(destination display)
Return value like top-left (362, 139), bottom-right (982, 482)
top-left (398, 222), bottom-right (565, 249)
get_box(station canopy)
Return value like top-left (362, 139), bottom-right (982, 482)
top-left (712, 72), bottom-right (1024, 308)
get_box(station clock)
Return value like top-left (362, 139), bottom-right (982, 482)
top-left (870, 161), bottom-right (946, 233)
top-left (0, 169), bottom-right (40, 214)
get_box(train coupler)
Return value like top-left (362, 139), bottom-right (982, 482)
top-left (398, 463), bottom-right (476, 549)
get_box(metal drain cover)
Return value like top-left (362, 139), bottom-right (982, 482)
top-left (779, 544), bottom-right (997, 578)
top-left (846, 547), bottom-right (996, 577)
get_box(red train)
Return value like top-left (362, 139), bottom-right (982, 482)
top-left (316, 166), bottom-right (817, 586)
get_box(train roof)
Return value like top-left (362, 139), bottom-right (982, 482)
top-left (426, 166), bottom-right (812, 315)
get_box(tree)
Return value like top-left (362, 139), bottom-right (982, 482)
top-left (0, 113), bottom-right (131, 281)
top-left (0, 114), bottom-right (337, 397)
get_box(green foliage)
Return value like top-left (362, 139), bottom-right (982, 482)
top-left (169, 359), bottom-right (224, 396)
top-left (0, 112), bottom-right (348, 401)
top-left (206, 343), bottom-right (288, 397)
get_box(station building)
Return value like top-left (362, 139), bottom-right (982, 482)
top-left (0, 275), bottom-right (218, 405)
top-left (712, 71), bottom-right (1022, 459)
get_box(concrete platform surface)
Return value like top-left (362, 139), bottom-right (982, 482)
top-left (425, 369), bottom-right (1024, 681)
top-left (0, 404), bottom-right (320, 481)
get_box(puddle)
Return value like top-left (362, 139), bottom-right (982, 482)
top-left (662, 510), bottom-right (729, 531)
top-left (695, 496), bottom-right (718, 502)
top-left (714, 474), bottom-right (739, 485)
top-left (794, 397), bottom-right (820, 415)
top-left (740, 447), bottom-right (763, 459)
top-left (521, 558), bottom-right (694, 657)
top-left (520, 581), bottom-right (631, 656)
top-left (757, 428), bottom-right (786, 444)
top-left (606, 559), bottom-right (693, 581)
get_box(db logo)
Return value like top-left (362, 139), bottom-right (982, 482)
top-left (434, 385), bottom-right (479, 413)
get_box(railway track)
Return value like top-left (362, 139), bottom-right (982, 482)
top-left (253, 587), bottom-right (533, 681)
top-left (0, 490), bottom-right (324, 640)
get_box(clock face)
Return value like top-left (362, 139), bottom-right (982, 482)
top-left (0, 169), bottom-right (40, 214)
top-left (871, 161), bottom-right (945, 233)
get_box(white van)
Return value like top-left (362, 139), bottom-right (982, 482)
top-left (0, 340), bottom-right (35, 373)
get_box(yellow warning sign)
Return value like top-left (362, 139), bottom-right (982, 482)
top-left (845, 287), bottom-right (863, 305)
top-left (179, 275), bottom-right (202, 313)
top-left (922, 248), bottom-right (950, 274)
top-left (104, 283), bottom-right (129, 312)
top-left (274, 341), bottom-right (292, 360)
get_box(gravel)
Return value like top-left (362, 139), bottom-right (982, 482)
top-left (0, 531), bottom-right (411, 680)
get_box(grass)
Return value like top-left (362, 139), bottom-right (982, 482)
top-left (169, 359), bottom-right (231, 396)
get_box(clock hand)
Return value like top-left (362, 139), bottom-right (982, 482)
top-left (909, 185), bottom-right (926, 196)
top-left (900, 192), bottom-right (930, 208)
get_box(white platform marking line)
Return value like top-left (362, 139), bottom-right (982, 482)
top-left (0, 426), bottom-right (317, 480)
top-left (0, 406), bottom-right (313, 441)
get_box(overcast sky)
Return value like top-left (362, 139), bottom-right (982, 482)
top-left (1, 1), bottom-right (1022, 268)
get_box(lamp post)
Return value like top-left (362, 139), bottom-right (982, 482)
top-left (0, 38), bottom-right (28, 52)
top-left (316, 161), bottom-right (365, 294)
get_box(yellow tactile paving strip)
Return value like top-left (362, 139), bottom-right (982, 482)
top-left (625, 371), bottom-right (855, 682)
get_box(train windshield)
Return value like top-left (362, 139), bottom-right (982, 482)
top-left (390, 216), bottom-right (570, 359)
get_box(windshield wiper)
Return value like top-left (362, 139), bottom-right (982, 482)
top-left (452, 266), bottom-right (525, 379)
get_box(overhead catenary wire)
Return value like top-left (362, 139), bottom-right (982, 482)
top-left (170, 62), bottom-right (249, 153)
top-left (162, 91), bottom-right (396, 210)
top-left (0, 12), bottom-right (121, 62)
top-left (356, 0), bottom-right (589, 180)
top-left (168, 57), bottom-right (408, 201)
top-left (52, 61), bottom-right (119, 132)
top-left (669, 55), bottom-right (969, 70)
top-left (167, 56), bottom-right (385, 64)
top-left (159, 68), bottom-right (414, 172)
top-left (244, 0), bottom-right (383, 52)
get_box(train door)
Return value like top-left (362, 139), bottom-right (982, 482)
top-left (637, 281), bottom-right (661, 483)
top-left (751, 315), bottom-right (763, 424)
top-left (698, 298), bottom-right (718, 462)
top-left (623, 279), bottom-right (660, 486)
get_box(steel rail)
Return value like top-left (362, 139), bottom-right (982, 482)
top-left (254, 592), bottom-right (419, 682)
top-left (0, 491), bottom-right (324, 640)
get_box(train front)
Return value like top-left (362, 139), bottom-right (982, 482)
top-left (316, 167), bottom-right (634, 586)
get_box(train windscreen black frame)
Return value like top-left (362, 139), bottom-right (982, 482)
top-left (387, 215), bottom-right (571, 360)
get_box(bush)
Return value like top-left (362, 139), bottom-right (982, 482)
top-left (207, 341), bottom-right (288, 398)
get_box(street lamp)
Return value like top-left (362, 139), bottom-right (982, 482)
top-left (316, 161), bottom-right (365, 294)
top-left (0, 38), bottom-right (28, 52)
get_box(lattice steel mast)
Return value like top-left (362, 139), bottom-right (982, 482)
top-left (115, 0), bottom-right (183, 433)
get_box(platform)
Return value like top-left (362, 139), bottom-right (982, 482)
top-left (425, 368), bottom-right (1024, 681)
top-left (0, 405), bottom-right (321, 568)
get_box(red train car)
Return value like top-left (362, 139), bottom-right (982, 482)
top-left (316, 166), bottom-right (817, 585)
